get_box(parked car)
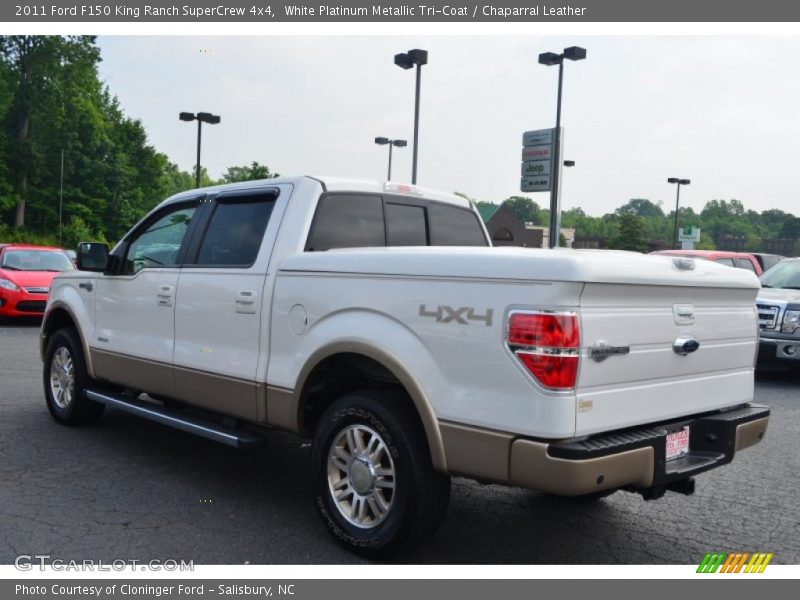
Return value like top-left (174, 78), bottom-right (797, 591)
top-left (41, 177), bottom-right (769, 556)
top-left (650, 249), bottom-right (763, 276)
top-left (755, 257), bottom-right (800, 367)
top-left (0, 244), bottom-right (75, 319)
top-left (751, 252), bottom-right (786, 274)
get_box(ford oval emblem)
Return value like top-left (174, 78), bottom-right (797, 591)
top-left (673, 335), bottom-right (700, 356)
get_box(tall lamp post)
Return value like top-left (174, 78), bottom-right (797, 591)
top-left (179, 111), bottom-right (221, 188)
top-left (538, 46), bottom-right (587, 248)
top-left (394, 49), bottom-right (428, 184)
top-left (668, 177), bottom-right (691, 249)
top-left (374, 137), bottom-right (407, 180)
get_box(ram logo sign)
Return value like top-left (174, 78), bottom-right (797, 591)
top-left (419, 305), bottom-right (493, 326)
top-left (697, 552), bottom-right (773, 573)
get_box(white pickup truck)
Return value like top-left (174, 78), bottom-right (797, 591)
top-left (40, 176), bottom-right (769, 556)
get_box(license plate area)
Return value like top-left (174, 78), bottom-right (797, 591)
top-left (666, 425), bottom-right (690, 461)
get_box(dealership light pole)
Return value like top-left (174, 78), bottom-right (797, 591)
top-left (375, 137), bottom-right (408, 181)
top-left (179, 112), bottom-right (221, 188)
top-left (668, 177), bottom-right (691, 249)
top-left (394, 49), bottom-right (428, 184)
top-left (538, 46), bottom-right (586, 248)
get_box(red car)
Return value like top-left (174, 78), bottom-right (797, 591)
top-left (0, 244), bottom-right (75, 319)
top-left (650, 249), bottom-right (763, 276)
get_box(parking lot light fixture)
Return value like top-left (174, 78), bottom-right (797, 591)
top-left (394, 49), bottom-right (428, 184)
top-left (179, 111), bottom-right (221, 188)
top-left (538, 46), bottom-right (587, 248)
top-left (375, 137), bottom-right (408, 181)
top-left (668, 177), bottom-right (691, 249)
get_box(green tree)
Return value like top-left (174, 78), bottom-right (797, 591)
top-left (0, 35), bottom-right (100, 229)
top-left (159, 161), bottom-right (198, 199)
top-left (616, 198), bottom-right (665, 219)
top-left (502, 196), bottom-right (543, 225)
top-left (780, 216), bottom-right (800, 240)
top-left (760, 209), bottom-right (791, 239)
top-left (220, 161), bottom-right (279, 183)
top-left (0, 35), bottom-right (176, 244)
top-left (699, 199), bottom-right (754, 245)
top-left (608, 212), bottom-right (648, 253)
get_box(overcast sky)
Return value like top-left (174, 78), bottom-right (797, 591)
top-left (97, 36), bottom-right (800, 216)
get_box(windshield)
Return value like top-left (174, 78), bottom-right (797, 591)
top-left (1, 249), bottom-right (75, 272)
top-left (760, 260), bottom-right (800, 289)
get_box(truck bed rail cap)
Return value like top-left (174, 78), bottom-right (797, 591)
top-left (279, 247), bottom-right (761, 288)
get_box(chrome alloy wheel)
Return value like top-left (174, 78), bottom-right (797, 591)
top-left (327, 424), bottom-right (396, 528)
top-left (49, 347), bottom-right (75, 409)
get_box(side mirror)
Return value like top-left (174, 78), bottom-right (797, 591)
top-left (77, 242), bottom-right (109, 272)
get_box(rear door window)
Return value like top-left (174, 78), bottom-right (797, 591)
top-left (714, 258), bottom-right (735, 267)
top-left (195, 193), bottom-right (276, 267)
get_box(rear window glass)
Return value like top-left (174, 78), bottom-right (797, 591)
top-left (196, 196), bottom-right (275, 266)
top-left (306, 195), bottom-right (385, 251)
top-left (386, 203), bottom-right (427, 246)
top-left (428, 204), bottom-right (487, 246)
top-left (734, 258), bottom-right (756, 273)
top-left (306, 194), bottom-right (488, 251)
top-left (714, 258), bottom-right (735, 267)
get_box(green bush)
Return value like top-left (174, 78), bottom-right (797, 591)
top-left (0, 224), bottom-right (59, 246)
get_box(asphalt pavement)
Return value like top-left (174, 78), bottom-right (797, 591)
top-left (1, 322), bottom-right (798, 564)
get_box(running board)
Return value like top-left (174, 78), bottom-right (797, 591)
top-left (85, 389), bottom-right (266, 448)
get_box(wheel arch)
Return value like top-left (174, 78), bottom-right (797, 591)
top-left (41, 302), bottom-right (95, 377)
top-left (276, 342), bottom-right (447, 472)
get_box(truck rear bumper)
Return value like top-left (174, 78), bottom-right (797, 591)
top-left (441, 405), bottom-right (769, 497)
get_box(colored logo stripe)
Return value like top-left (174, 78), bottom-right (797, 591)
top-left (697, 553), bottom-right (725, 573)
top-left (697, 552), bottom-right (773, 573)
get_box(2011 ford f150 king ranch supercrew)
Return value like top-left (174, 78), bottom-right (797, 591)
top-left (40, 176), bottom-right (769, 556)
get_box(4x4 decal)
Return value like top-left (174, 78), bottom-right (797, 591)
top-left (419, 304), bottom-right (493, 326)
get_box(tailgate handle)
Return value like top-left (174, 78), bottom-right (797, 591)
top-left (673, 304), bottom-right (695, 325)
top-left (673, 335), bottom-right (700, 356)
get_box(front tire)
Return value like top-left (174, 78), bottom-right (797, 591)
top-left (43, 327), bottom-right (105, 425)
top-left (311, 389), bottom-right (450, 557)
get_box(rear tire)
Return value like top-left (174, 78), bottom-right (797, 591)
top-left (311, 389), bottom-right (450, 557)
top-left (43, 327), bottom-right (105, 425)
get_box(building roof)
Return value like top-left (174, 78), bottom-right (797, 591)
top-left (477, 204), bottom-right (500, 223)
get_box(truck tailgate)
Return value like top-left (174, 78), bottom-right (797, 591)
top-left (576, 283), bottom-right (758, 435)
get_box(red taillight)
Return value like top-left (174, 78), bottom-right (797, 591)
top-left (508, 313), bottom-right (579, 348)
top-left (507, 312), bottom-right (580, 390)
